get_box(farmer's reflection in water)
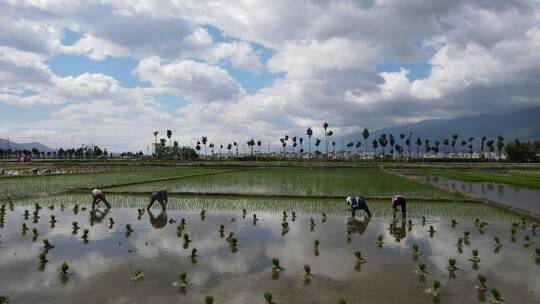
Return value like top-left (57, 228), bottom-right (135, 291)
top-left (148, 207), bottom-right (168, 229)
top-left (389, 218), bottom-right (407, 241)
top-left (347, 216), bottom-right (370, 235)
top-left (90, 208), bottom-right (109, 224)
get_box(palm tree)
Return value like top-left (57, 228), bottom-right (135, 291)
top-left (362, 128), bottom-right (369, 160)
top-left (389, 134), bottom-right (395, 159)
top-left (315, 138), bottom-right (322, 157)
top-left (496, 135), bottom-right (504, 159)
top-left (247, 138), bottom-right (255, 157)
top-left (372, 140), bottom-right (378, 161)
top-left (307, 127), bottom-right (313, 159)
top-left (460, 140), bottom-right (467, 158)
top-left (443, 139), bottom-right (449, 157)
top-left (166, 130), bottom-right (172, 147)
top-left (480, 136), bottom-right (487, 158)
top-left (202, 136), bottom-right (208, 159)
top-left (153, 131), bottom-right (159, 154)
top-left (415, 137), bottom-right (422, 160)
top-left (355, 141), bottom-right (362, 154)
top-left (323, 122), bottom-right (329, 157)
top-left (233, 142), bottom-right (238, 156)
top-left (332, 141), bottom-right (336, 156)
top-left (292, 136), bottom-right (297, 154)
top-left (467, 137), bottom-right (474, 159)
top-left (227, 143), bottom-right (232, 156)
top-left (451, 134), bottom-right (458, 156)
top-left (434, 140), bottom-right (440, 157)
top-left (257, 140), bottom-right (262, 156)
top-left (378, 134), bottom-right (388, 158)
top-left (299, 137), bottom-right (304, 157)
top-left (486, 139), bottom-right (494, 159)
top-left (399, 133), bottom-right (405, 148)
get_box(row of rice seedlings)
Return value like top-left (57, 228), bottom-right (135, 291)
top-left (0, 168), bottom-right (222, 199)
top-left (107, 167), bottom-right (462, 200)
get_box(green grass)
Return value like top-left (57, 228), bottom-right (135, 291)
top-left (0, 167), bottom-right (227, 199)
top-left (430, 170), bottom-right (540, 190)
top-left (108, 168), bottom-right (464, 200)
top-left (6, 193), bottom-right (519, 220)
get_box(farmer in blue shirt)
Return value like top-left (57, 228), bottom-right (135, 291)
top-left (346, 196), bottom-right (372, 218)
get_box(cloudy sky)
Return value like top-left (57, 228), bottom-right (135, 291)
top-left (1, 0), bottom-right (540, 151)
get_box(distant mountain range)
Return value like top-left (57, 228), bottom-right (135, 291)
top-left (0, 138), bottom-right (55, 152)
top-left (343, 107), bottom-right (540, 151)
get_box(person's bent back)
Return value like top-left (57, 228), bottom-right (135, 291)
top-left (346, 196), bottom-right (372, 218)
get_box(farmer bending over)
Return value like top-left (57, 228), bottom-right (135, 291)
top-left (346, 196), bottom-right (372, 218)
top-left (91, 189), bottom-right (111, 209)
top-left (391, 193), bottom-right (406, 218)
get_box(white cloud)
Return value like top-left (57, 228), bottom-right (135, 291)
top-left (204, 41), bottom-right (262, 73)
top-left (134, 56), bottom-right (245, 104)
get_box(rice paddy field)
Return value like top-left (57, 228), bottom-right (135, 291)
top-left (0, 165), bottom-right (539, 303)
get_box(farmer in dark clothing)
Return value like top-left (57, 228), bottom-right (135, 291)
top-left (346, 196), bottom-right (372, 218)
top-left (148, 207), bottom-right (167, 229)
top-left (391, 193), bottom-right (406, 218)
top-left (148, 190), bottom-right (168, 209)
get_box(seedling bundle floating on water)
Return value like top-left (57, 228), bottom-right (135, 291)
top-left (469, 249), bottom-right (481, 263)
top-left (447, 258), bottom-right (458, 271)
top-left (304, 264), bottom-right (313, 280)
top-left (428, 225), bottom-right (436, 237)
top-left (489, 288), bottom-right (505, 304)
top-left (205, 296), bottom-right (214, 304)
top-left (354, 250), bottom-right (366, 264)
top-left (59, 261), bottom-right (70, 284)
top-left (425, 280), bottom-right (441, 298)
top-left (523, 236), bottom-right (534, 247)
top-left (416, 263), bottom-right (427, 275)
top-left (412, 244), bottom-right (421, 257)
top-left (131, 269), bottom-right (144, 281)
top-left (475, 274), bottom-right (488, 292)
top-left (263, 292), bottom-right (274, 304)
top-left (271, 258), bottom-right (284, 272)
top-left (451, 219), bottom-right (458, 228)
top-left (173, 272), bottom-right (188, 288)
top-left (43, 239), bottom-right (54, 250)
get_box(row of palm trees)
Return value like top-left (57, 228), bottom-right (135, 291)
top-left (152, 123), bottom-right (507, 161)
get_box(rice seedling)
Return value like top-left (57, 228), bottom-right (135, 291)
top-left (533, 248), bottom-right (540, 259)
top-left (183, 233), bottom-right (191, 243)
top-left (451, 219), bottom-right (458, 227)
top-left (253, 214), bottom-right (258, 225)
top-left (0, 295), bottom-right (10, 304)
top-left (229, 217), bottom-right (236, 222)
top-left (242, 208), bottom-right (247, 218)
top-left (263, 291), bottom-right (274, 304)
top-left (447, 258), bottom-right (458, 271)
top-left (493, 236), bottom-right (502, 248)
top-left (281, 221), bottom-right (289, 235)
top-left (173, 272), bottom-right (188, 289)
top-left (463, 231), bottom-right (471, 244)
top-left (205, 296), bottom-right (214, 304)
top-left (282, 211), bottom-right (287, 220)
top-left (322, 212), bottom-right (327, 223)
top-left (226, 232), bottom-right (234, 242)
top-left (50, 214), bottom-right (57, 226)
top-left (416, 263), bottom-right (428, 275)
top-left (228, 237), bottom-right (238, 253)
top-left (304, 264), bottom-right (313, 279)
top-left (60, 204), bottom-right (65, 211)
top-left (523, 235), bottom-right (534, 247)
top-left (191, 248), bottom-right (198, 258)
top-left (310, 218), bottom-right (316, 231)
top-left (338, 299), bottom-right (347, 304)
top-left (531, 223), bottom-right (538, 235)
top-left (59, 261), bottom-right (69, 276)
top-left (43, 239), bottom-right (55, 250)
top-left (82, 229), bottom-right (89, 241)
top-left (125, 224), bottom-right (133, 237)
top-left (108, 218), bottom-right (114, 229)
top-left (271, 258), bottom-right (284, 272)
top-left (131, 269), bottom-right (144, 281)
top-left (421, 216), bottom-right (426, 226)
top-left (469, 249), bottom-right (481, 263)
top-left (412, 244), bottom-right (421, 257)
top-left (428, 225), bottom-right (436, 237)
top-left (21, 222), bottom-right (29, 235)
top-left (407, 219), bottom-right (413, 231)
top-left (200, 209), bottom-right (206, 221)
top-left (32, 227), bottom-right (39, 237)
top-left (375, 235), bottom-right (384, 248)
top-left (354, 250), bottom-right (366, 264)
top-left (23, 209), bottom-right (29, 219)
top-left (475, 274), bottom-right (487, 292)
top-left (425, 280), bottom-right (441, 298)
top-left (291, 211), bottom-right (296, 221)
top-left (489, 288), bottom-right (505, 304)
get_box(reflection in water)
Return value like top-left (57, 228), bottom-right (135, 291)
top-left (423, 176), bottom-right (540, 214)
top-left (0, 201), bottom-right (538, 304)
top-left (148, 207), bottom-right (168, 229)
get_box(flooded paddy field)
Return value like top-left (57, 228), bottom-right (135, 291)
top-left (1, 194), bottom-right (538, 303)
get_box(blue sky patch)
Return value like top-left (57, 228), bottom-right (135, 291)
top-left (376, 60), bottom-right (432, 81)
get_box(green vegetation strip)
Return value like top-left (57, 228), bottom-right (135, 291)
top-left (7, 193), bottom-right (520, 221)
top-left (107, 167), bottom-right (464, 200)
top-left (430, 170), bottom-right (540, 190)
top-left (0, 167), bottom-right (231, 199)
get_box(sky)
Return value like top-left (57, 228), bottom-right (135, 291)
top-left (1, 0), bottom-right (540, 152)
